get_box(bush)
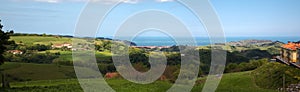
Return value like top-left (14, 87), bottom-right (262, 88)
top-left (25, 44), bottom-right (51, 51)
top-left (162, 66), bottom-right (180, 83)
top-left (52, 58), bottom-right (73, 66)
top-left (4, 53), bottom-right (59, 64)
top-left (98, 63), bottom-right (116, 75)
top-left (252, 62), bottom-right (300, 89)
top-left (225, 59), bottom-right (268, 73)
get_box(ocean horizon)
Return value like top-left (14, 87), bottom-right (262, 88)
top-left (113, 36), bottom-right (300, 46)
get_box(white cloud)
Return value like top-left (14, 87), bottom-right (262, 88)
top-left (34, 0), bottom-right (60, 3)
top-left (156, 0), bottom-right (174, 2)
top-left (122, 0), bottom-right (139, 4)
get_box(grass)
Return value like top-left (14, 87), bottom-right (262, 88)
top-left (215, 71), bottom-right (275, 92)
top-left (191, 71), bottom-right (276, 92)
top-left (2, 79), bottom-right (172, 92)
top-left (10, 36), bottom-right (105, 46)
top-left (50, 51), bottom-right (112, 63)
top-left (0, 62), bottom-right (76, 82)
top-left (0, 63), bottom-right (276, 92)
top-left (10, 36), bottom-right (72, 45)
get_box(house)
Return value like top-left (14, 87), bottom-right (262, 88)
top-left (276, 41), bottom-right (300, 68)
top-left (280, 41), bottom-right (300, 63)
top-left (52, 43), bottom-right (72, 49)
top-left (104, 72), bottom-right (120, 79)
top-left (7, 50), bottom-right (23, 55)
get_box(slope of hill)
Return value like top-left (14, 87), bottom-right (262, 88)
top-left (0, 62), bottom-right (76, 82)
top-left (253, 62), bottom-right (300, 89)
top-left (1, 63), bottom-right (276, 92)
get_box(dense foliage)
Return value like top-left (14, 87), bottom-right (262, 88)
top-left (0, 20), bottom-right (14, 65)
top-left (4, 52), bottom-right (59, 64)
top-left (252, 62), bottom-right (300, 89)
top-left (225, 59), bottom-right (268, 73)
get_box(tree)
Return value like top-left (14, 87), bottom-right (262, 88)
top-left (129, 47), bottom-right (148, 64)
top-left (0, 20), bottom-right (14, 65)
top-left (0, 19), bottom-right (14, 88)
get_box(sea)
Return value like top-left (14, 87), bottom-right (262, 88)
top-left (116, 36), bottom-right (300, 46)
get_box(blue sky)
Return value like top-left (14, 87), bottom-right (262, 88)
top-left (0, 0), bottom-right (300, 37)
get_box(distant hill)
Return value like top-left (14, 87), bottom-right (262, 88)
top-left (227, 40), bottom-right (273, 46)
top-left (10, 35), bottom-right (136, 46)
top-left (260, 41), bottom-right (285, 47)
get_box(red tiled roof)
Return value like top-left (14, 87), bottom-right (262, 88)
top-left (282, 42), bottom-right (300, 50)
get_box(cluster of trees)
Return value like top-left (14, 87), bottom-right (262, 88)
top-left (96, 44), bottom-right (275, 78)
top-left (95, 40), bottom-right (112, 51)
top-left (225, 59), bottom-right (268, 73)
top-left (13, 44), bottom-right (51, 52)
top-left (4, 52), bottom-right (59, 64)
top-left (12, 33), bottom-right (57, 37)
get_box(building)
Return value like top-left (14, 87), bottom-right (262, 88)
top-left (7, 50), bottom-right (23, 55)
top-left (280, 42), bottom-right (300, 63)
top-left (277, 41), bottom-right (300, 68)
top-left (52, 43), bottom-right (72, 49)
top-left (298, 48), bottom-right (300, 65)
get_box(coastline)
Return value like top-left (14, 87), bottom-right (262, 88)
top-left (128, 36), bottom-right (300, 46)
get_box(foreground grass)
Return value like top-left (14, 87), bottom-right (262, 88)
top-left (1, 70), bottom-right (276, 92)
top-left (216, 71), bottom-right (275, 92)
top-left (0, 62), bottom-right (75, 82)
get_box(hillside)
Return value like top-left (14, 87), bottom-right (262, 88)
top-left (2, 63), bottom-right (276, 92)
top-left (0, 62), bottom-right (76, 82)
top-left (253, 62), bottom-right (300, 89)
top-left (226, 40), bottom-right (283, 47)
top-left (10, 36), bottom-right (137, 46)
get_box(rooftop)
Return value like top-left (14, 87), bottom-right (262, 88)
top-left (282, 42), bottom-right (300, 50)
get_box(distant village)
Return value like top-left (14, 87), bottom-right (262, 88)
top-left (226, 40), bottom-right (273, 46)
top-left (7, 43), bottom-right (73, 55)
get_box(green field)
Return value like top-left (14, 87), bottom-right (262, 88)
top-left (0, 62), bottom-right (76, 82)
top-left (0, 62), bottom-right (276, 92)
top-left (10, 36), bottom-right (73, 45)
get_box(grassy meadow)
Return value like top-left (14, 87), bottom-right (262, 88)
top-left (0, 62), bottom-right (276, 92)
top-left (10, 36), bottom-right (73, 45)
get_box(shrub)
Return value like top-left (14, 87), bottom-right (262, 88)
top-left (225, 59), bottom-right (268, 73)
top-left (252, 62), bottom-right (300, 89)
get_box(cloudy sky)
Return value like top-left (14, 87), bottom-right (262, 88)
top-left (0, 0), bottom-right (300, 37)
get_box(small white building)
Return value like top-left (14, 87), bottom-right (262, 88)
top-left (52, 43), bottom-right (72, 49)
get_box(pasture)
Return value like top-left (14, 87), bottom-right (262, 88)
top-left (0, 62), bottom-right (276, 92)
